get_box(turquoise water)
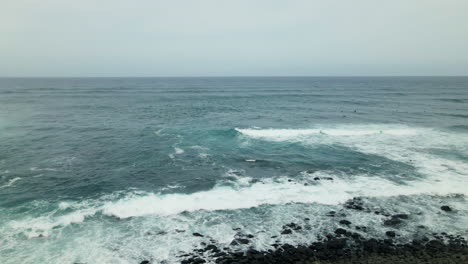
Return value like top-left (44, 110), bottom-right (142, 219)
top-left (0, 77), bottom-right (467, 263)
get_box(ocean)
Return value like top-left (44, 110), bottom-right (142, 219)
top-left (0, 77), bottom-right (467, 263)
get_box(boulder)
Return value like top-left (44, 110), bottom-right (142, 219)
top-left (327, 238), bottom-right (347, 249)
top-left (441, 205), bottom-right (452, 212)
top-left (230, 238), bottom-right (250, 246)
top-left (384, 216), bottom-right (403, 226)
top-left (339, 220), bottom-right (352, 226)
top-left (334, 228), bottom-right (347, 235)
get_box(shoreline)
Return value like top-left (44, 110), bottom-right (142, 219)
top-left (169, 198), bottom-right (467, 264)
top-left (178, 232), bottom-right (467, 264)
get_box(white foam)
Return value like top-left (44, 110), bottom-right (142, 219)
top-left (237, 124), bottom-right (468, 186)
top-left (236, 125), bottom-right (420, 141)
top-left (154, 128), bottom-right (165, 135)
top-left (8, 207), bottom-right (97, 238)
top-left (0, 177), bottom-right (21, 188)
top-left (101, 167), bottom-right (467, 219)
top-left (160, 184), bottom-right (184, 191)
top-left (174, 147), bottom-right (185, 154)
top-left (3, 169), bottom-right (468, 263)
top-left (95, 124), bottom-right (468, 219)
top-left (30, 167), bottom-right (59, 172)
top-left (101, 179), bottom-right (344, 218)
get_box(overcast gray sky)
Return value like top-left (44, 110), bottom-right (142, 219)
top-left (1, 0), bottom-right (467, 77)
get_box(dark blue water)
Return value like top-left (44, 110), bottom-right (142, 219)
top-left (1, 77), bottom-right (467, 263)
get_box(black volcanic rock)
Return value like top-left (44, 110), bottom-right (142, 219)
top-left (384, 216), bottom-right (404, 226)
top-left (344, 197), bottom-right (365, 210)
top-left (334, 228), bottom-right (347, 235)
top-left (230, 238), bottom-right (250, 245)
top-left (208, 233), bottom-right (467, 264)
top-left (393, 214), bottom-right (409, 219)
top-left (441, 205), bottom-right (452, 212)
top-left (386, 231), bottom-right (396, 237)
top-left (204, 245), bottom-right (218, 252)
top-left (326, 211), bottom-right (336, 217)
top-left (327, 238), bottom-right (347, 249)
top-left (283, 222), bottom-right (302, 231)
top-left (339, 219), bottom-right (352, 226)
top-left (192, 233), bottom-right (204, 237)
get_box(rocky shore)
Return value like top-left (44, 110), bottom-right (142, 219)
top-left (173, 230), bottom-right (467, 264)
top-left (139, 198), bottom-right (467, 264)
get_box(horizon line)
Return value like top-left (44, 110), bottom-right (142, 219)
top-left (1, 75), bottom-right (468, 78)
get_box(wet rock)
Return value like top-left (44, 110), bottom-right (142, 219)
top-left (140, 261), bottom-right (150, 264)
top-left (384, 216), bottom-right (403, 226)
top-left (344, 197), bottom-right (365, 210)
top-left (327, 238), bottom-right (347, 249)
top-left (213, 232), bottom-right (468, 264)
top-left (355, 226), bottom-right (367, 232)
top-left (351, 232), bottom-right (363, 240)
top-left (334, 228), bottom-right (347, 235)
top-left (192, 233), bottom-right (204, 237)
top-left (441, 205), bottom-right (452, 212)
top-left (363, 238), bottom-right (379, 252)
top-left (384, 238), bottom-right (394, 245)
top-left (205, 245), bottom-right (218, 252)
top-left (191, 258), bottom-right (206, 264)
top-left (386, 231), bottom-right (396, 237)
top-left (326, 211), bottom-right (336, 217)
top-left (339, 219), bottom-right (352, 226)
top-left (283, 222), bottom-right (302, 231)
top-left (230, 238), bottom-right (250, 245)
top-left (314, 177), bottom-right (320, 181)
top-left (393, 214), bottom-right (409, 219)
top-left (426, 240), bottom-right (446, 251)
top-left (281, 229), bottom-right (292, 235)
top-left (212, 252), bottom-right (226, 258)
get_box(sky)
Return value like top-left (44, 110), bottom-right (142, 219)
top-left (1, 0), bottom-right (467, 77)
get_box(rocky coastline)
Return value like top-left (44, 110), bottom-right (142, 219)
top-left (139, 198), bottom-right (467, 264)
